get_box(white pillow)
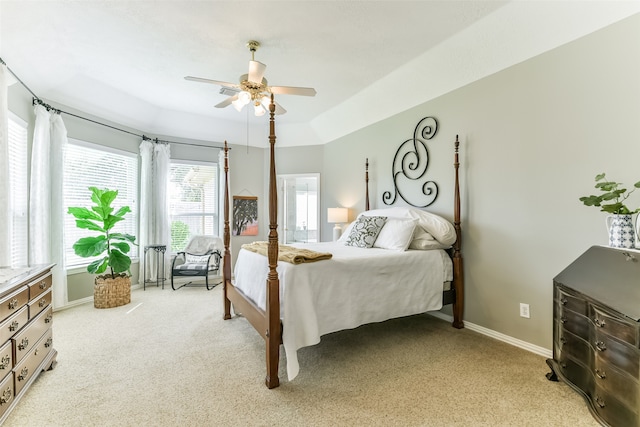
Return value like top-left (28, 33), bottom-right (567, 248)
top-left (373, 218), bottom-right (418, 251)
top-left (409, 237), bottom-right (450, 250)
top-left (359, 207), bottom-right (456, 246)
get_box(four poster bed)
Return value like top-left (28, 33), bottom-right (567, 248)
top-left (221, 95), bottom-right (464, 389)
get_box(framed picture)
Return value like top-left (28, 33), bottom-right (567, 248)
top-left (233, 196), bottom-right (258, 236)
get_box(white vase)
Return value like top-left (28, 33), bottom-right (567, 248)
top-left (605, 214), bottom-right (638, 249)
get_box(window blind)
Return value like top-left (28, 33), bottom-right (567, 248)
top-left (7, 114), bottom-right (28, 267)
top-left (169, 161), bottom-right (219, 252)
top-left (63, 139), bottom-right (139, 268)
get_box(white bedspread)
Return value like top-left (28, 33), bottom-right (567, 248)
top-left (233, 242), bottom-right (453, 380)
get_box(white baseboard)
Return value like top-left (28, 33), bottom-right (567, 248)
top-left (428, 312), bottom-right (552, 359)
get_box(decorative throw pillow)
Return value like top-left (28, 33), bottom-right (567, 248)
top-left (344, 216), bottom-right (387, 248)
top-left (374, 218), bottom-right (418, 251)
top-left (185, 254), bottom-right (209, 264)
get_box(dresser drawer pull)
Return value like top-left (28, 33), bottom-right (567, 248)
top-left (45, 337), bottom-right (52, 348)
top-left (594, 395), bottom-right (606, 408)
top-left (0, 387), bottom-right (11, 404)
top-left (38, 298), bottom-right (47, 308)
top-left (39, 280), bottom-right (47, 289)
top-left (595, 369), bottom-right (606, 379)
top-left (17, 367), bottom-right (28, 381)
top-left (594, 318), bottom-right (606, 328)
top-left (595, 341), bottom-right (607, 352)
top-left (18, 337), bottom-right (29, 351)
top-left (0, 355), bottom-right (9, 369)
top-left (560, 316), bottom-right (567, 324)
top-left (8, 298), bottom-right (18, 310)
top-left (560, 297), bottom-right (568, 306)
top-left (9, 320), bottom-right (19, 332)
top-left (45, 313), bottom-right (52, 324)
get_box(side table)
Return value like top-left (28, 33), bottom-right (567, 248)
top-left (143, 245), bottom-right (166, 290)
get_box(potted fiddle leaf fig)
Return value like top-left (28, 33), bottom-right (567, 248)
top-left (579, 173), bottom-right (640, 249)
top-left (68, 187), bottom-right (136, 308)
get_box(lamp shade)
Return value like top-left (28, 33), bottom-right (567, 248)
top-left (327, 207), bottom-right (348, 224)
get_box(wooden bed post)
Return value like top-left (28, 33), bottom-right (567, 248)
top-left (365, 158), bottom-right (370, 211)
top-left (223, 141), bottom-right (232, 320)
top-left (452, 135), bottom-right (464, 329)
top-left (265, 94), bottom-right (281, 389)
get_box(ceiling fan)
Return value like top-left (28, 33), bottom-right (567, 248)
top-left (184, 40), bottom-right (316, 116)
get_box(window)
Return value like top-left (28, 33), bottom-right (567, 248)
top-left (169, 161), bottom-right (218, 252)
top-left (7, 114), bottom-right (28, 267)
top-left (63, 139), bottom-right (139, 268)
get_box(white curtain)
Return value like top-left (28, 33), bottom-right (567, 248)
top-left (29, 104), bottom-right (68, 308)
top-left (29, 105), bottom-right (52, 264)
top-left (0, 65), bottom-right (10, 267)
top-left (138, 140), bottom-right (171, 283)
top-left (138, 139), bottom-right (153, 283)
top-left (49, 113), bottom-right (68, 308)
top-left (153, 143), bottom-right (171, 279)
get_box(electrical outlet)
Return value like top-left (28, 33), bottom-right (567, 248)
top-left (520, 303), bottom-right (530, 319)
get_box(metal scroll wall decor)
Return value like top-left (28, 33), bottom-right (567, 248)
top-left (382, 116), bottom-right (439, 207)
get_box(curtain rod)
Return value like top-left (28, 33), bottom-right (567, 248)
top-left (1, 56), bottom-right (227, 150)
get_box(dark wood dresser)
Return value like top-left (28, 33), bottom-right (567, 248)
top-left (547, 246), bottom-right (640, 426)
top-left (0, 264), bottom-right (57, 424)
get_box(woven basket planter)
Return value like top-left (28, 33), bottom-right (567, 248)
top-left (94, 274), bottom-right (131, 309)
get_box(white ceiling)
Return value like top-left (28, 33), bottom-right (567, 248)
top-left (1, 1), bottom-right (639, 148)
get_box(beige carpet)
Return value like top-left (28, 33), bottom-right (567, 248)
top-left (4, 285), bottom-right (599, 427)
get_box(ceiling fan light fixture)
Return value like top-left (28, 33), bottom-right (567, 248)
top-left (254, 102), bottom-right (266, 116)
top-left (238, 91), bottom-right (251, 104)
top-left (231, 97), bottom-right (246, 112)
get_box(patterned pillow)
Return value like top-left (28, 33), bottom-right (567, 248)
top-left (185, 254), bottom-right (209, 264)
top-left (344, 216), bottom-right (387, 248)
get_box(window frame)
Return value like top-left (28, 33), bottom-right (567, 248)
top-left (63, 138), bottom-right (139, 272)
top-left (169, 159), bottom-right (220, 254)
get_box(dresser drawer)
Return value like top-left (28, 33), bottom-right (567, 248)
top-left (593, 357), bottom-right (639, 409)
top-left (555, 305), bottom-right (590, 339)
top-left (557, 329), bottom-right (592, 365)
top-left (28, 288), bottom-right (51, 320)
top-left (556, 287), bottom-right (588, 316)
top-left (556, 351), bottom-right (594, 393)
top-left (0, 306), bottom-right (28, 345)
top-left (591, 306), bottom-right (639, 347)
top-left (0, 341), bottom-right (12, 382)
top-left (13, 328), bottom-right (52, 396)
top-left (0, 287), bottom-right (29, 323)
top-left (0, 371), bottom-right (14, 420)
top-left (27, 273), bottom-right (52, 301)
top-left (12, 306), bottom-right (52, 365)
top-left (592, 385), bottom-right (639, 427)
top-left (594, 329), bottom-right (640, 378)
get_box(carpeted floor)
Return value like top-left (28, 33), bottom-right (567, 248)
top-left (4, 285), bottom-right (599, 427)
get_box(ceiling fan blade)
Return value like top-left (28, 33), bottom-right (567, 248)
top-left (273, 101), bottom-right (287, 115)
top-left (248, 60), bottom-right (267, 84)
top-left (215, 95), bottom-right (238, 108)
top-left (270, 86), bottom-right (316, 97)
top-left (259, 97), bottom-right (287, 115)
top-left (184, 76), bottom-right (238, 88)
